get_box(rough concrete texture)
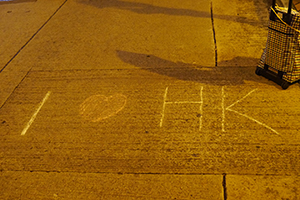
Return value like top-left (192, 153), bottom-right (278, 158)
top-left (227, 175), bottom-right (300, 199)
top-left (0, 171), bottom-right (223, 199)
top-left (0, 0), bottom-right (300, 199)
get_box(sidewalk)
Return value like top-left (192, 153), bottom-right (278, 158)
top-left (294, 0), bottom-right (300, 10)
top-left (282, 0), bottom-right (300, 10)
top-left (1, 0), bottom-right (300, 199)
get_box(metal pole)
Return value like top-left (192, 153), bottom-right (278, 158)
top-left (288, 0), bottom-right (293, 15)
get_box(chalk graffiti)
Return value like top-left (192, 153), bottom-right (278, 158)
top-left (21, 91), bottom-right (51, 135)
top-left (79, 94), bottom-right (127, 122)
top-left (160, 86), bottom-right (279, 135)
top-left (223, 87), bottom-right (279, 134)
top-left (160, 86), bottom-right (204, 131)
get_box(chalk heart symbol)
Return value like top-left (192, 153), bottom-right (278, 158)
top-left (79, 94), bottom-right (127, 122)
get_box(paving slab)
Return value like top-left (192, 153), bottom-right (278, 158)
top-left (213, 0), bottom-right (270, 66)
top-left (1, 0), bottom-right (300, 199)
top-left (1, 0), bottom-right (300, 176)
top-left (227, 175), bottom-right (300, 200)
top-left (0, 171), bottom-right (223, 200)
top-left (0, 0), bottom-right (65, 68)
top-left (1, 68), bottom-right (300, 175)
top-left (0, 0), bottom-right (67, 107)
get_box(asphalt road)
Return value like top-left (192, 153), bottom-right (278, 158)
top-left (1, 0), bottom-right (300, 199)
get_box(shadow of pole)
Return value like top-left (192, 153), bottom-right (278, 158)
top-left (116, 50), bottom-right (271, 86)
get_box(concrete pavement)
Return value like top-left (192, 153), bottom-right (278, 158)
top-left (1, 0), bottom-right (300, 199)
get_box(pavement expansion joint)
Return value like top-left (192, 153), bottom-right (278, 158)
top-left (222, 173), bottom-right (228, 200)
top-left (0, 169), bottom-right (224, 176)
top-left (0, 0), bottom-right (69, 109)
top-left (210, 1), bottom-right (218, 67)
top-left (0, 69), bottom-right (31, 110)
top-left (1, 169), bottom-right (298, 177)
top-left (0, 0), bottom-right (68, 73)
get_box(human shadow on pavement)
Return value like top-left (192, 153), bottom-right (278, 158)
top-left (117, 50), bottom-right (269, 86)
top-left (0, 0), bottom-right (36, 4)
top-left (79, 0), bottom-right (266, 27)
